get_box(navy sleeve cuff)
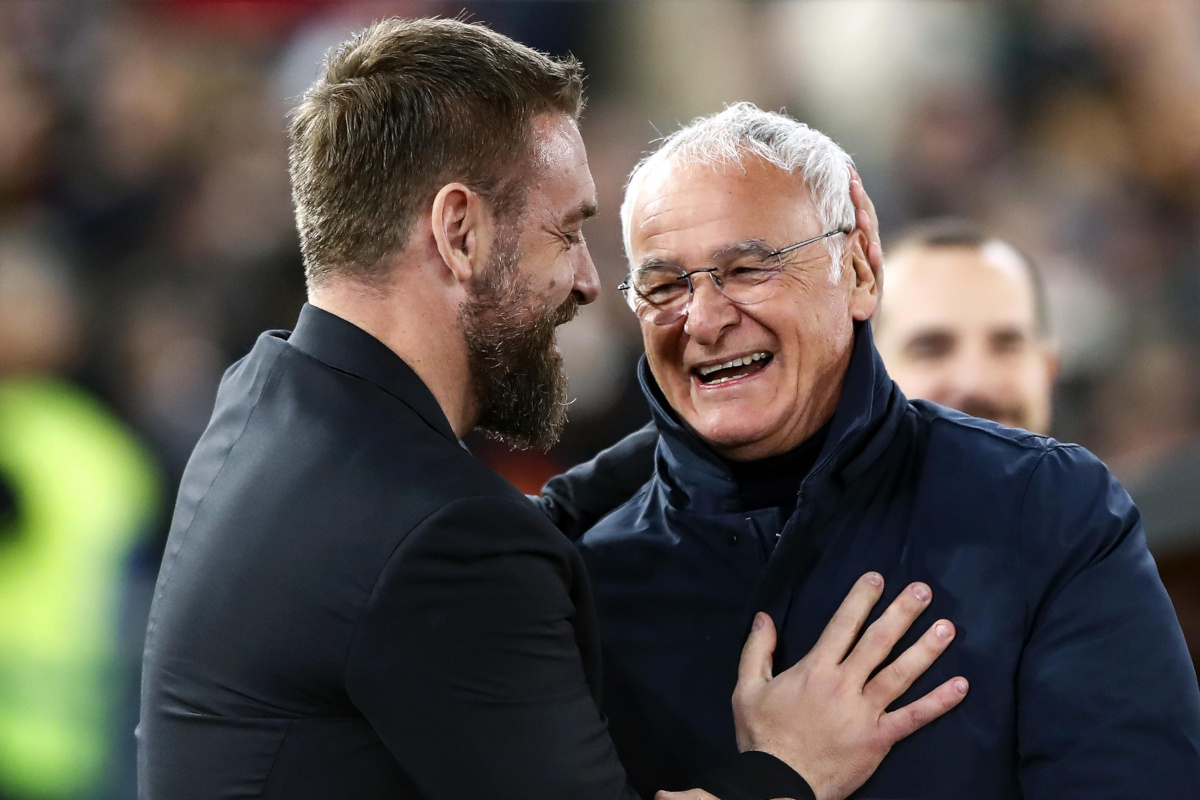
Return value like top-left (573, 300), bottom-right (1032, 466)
top-left (694, 750), bottom-right (816, 800)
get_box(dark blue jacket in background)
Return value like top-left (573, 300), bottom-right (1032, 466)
top-left (570, 324), bottom-right (1200, 799)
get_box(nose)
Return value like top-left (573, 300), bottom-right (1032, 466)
top-left (941, 347), bottom-right (1006, 406)
top-left (683, 273), bottom-right (740, 344)
top-left (572, 244), bottom-right (601, 306)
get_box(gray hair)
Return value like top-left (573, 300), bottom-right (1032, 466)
top-left (621, 102), bottom-right (855, 279)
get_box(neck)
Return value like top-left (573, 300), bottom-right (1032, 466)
top-left (308, 268), bottom-right (477, 438)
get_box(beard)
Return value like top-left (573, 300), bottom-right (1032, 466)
top-left (457, 227), bottom-right (578, 452)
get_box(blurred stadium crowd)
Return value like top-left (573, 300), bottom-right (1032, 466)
top-left (1, 1), bottom-right (1199, 797)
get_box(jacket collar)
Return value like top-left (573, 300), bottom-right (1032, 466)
top-left (281, 303), bottom-right (459, 443)
top-left (640, 321), bottom-right (907, 513)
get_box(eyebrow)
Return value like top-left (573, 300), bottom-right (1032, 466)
top-left (562, 199), bottom-right (598, 226)
top-left (902, 329), bottom-right (956, 355)
top-left (711, 239), bottom-right (775, 262)
top-left (634, 238), bottom-right (777, 273)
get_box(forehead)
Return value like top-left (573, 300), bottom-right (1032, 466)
top-left (627, 157), bottom-right (819, 261)
top-left (527, 113), bottom-right (595, 215)
top-left (883, 244), bottom-right (1039, 333)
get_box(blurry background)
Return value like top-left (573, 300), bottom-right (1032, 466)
top-left (1, 0), bottom-right (1199, 797)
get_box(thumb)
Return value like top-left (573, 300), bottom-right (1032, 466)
top-left (737, 612), bottom-right (777, 687)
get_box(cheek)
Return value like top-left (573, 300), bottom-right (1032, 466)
top-left (642, 327), bottom-right (687, 386)
top-left (783, 300), bottom-right (853, 368)
top-left (541, 261), bottom-right (573, 300)
top-left (888, 356), bottom-right (957, 402)
top-left (1017, 358), bottom-right (1054, 395)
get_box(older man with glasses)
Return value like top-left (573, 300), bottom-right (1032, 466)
top-left (552, 102), bottom-right (1200, 799)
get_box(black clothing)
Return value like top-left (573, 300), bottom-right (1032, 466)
top-left (137, 304), bottom-right (810, 800)
top-left (723, 420), bottom-right (829, 515)
top-left (533, 421), bottom-right (658, 542)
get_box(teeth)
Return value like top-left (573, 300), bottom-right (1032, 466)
top-left (697, 352), bottom-right (770, 376)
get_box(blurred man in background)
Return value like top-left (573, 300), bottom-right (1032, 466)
top-left (872, 219), bottom-right (1059, 435)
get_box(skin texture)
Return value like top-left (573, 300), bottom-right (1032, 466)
top-left (498, 113), bottom-right (601, 324)
top-left (627, 157), bottom-right (877, 461)
top-left (873, 242), bottom-right (1059, 434)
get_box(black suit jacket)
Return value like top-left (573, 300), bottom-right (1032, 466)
top-left (137, 305), bottom-right (809, 800)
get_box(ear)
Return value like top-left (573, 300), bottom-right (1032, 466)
top-left (430, 183), bottom-right (496, 286)
top-left (846, 227), bottom-right (879, 321)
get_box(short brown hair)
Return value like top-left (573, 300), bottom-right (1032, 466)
top-left (887, 217), bottom-right (1051, 337)
top-left (288, 17), bottom-right (584, 289)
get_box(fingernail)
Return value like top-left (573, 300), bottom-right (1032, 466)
top-left (865, 572), bottom-right (883, 587)
top-left (935, 622), bottom-right (953, 640)
top-left (752, 612), bottom-right (766, 631)
top-left (910, 583), bottom-right (931, 601)
top-left (954, 678), bottom-right (968, 694)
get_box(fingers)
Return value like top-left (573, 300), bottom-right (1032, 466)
top-left (848, 165), bottom-right (879, 237)
top-left (865, 618), bottom-right (956, 706)
top-left (809, 572), bottom-right (885, 664)
top-left (655, 791), bottom-right (721, 800)
top-left (848, 165), bottom-right (884, 294)
top-left (737, 612), bottom-right (778, 688)
top-left (840, 582), bottom-right (932, 682)
top-left (878, 676), bottom-right (969, 744)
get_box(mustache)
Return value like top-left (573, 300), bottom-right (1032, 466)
top-left (957, 396), bottom-right (1026, 428)
top-left (549, 294), bottom-right (579, 327)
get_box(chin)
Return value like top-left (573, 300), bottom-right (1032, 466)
top-left (687, 414), bottom-right (773, 457)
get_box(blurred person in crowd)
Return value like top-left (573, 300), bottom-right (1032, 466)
top-left (0, 55), bottom-right (57, 212)
top-left (137, 19), bottom-right (966, 800)
top-left (872, 219), bottom-right (1059, 435)
top-left (557, 103), bottom-right (1200, 799)
top-left (0, 226), bottom-right (160, 800)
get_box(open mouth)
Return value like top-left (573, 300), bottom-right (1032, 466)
top-left (694, 351), bottom-right (773, 385)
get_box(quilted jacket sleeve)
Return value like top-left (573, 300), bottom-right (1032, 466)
top-left (532, 422), bottom-right (657, 541)
top-left (1015, 445), bottom-right (1200, 799)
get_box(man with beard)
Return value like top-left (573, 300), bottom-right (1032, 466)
top-left (872, 220), bottom-right (1058, 435)
top-left (137, 19), bottom-right (968, 800)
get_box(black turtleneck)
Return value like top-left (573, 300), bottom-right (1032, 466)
top-left (722, 419), bottom-right (831, 517)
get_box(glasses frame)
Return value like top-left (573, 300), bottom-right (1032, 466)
top-left (618, 227), bottom-right (849, 325)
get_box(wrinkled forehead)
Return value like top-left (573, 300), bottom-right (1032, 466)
top-left (624, 155), bottom-right (818, 259)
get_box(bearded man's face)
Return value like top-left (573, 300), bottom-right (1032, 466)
top-left (458, 225), bottom-right (578, 452)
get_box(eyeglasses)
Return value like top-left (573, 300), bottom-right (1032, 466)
top-left (618, 228), bottom-right (848, 325)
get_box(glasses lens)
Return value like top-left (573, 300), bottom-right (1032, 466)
top-left (625, 268), bottom-right (688, 323)
top-left (715, 255), bottom-right (783, 305)
top-left (633, 268), bottom-right (688, 304)
top-left (620, 251), bottom-right (786, 325)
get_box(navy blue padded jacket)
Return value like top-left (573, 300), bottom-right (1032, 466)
top-left (556, 323), bottom-right (1200, 800)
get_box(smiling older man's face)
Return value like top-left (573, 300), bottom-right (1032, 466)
top-left (626, 157), bottom-right (877, 461)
